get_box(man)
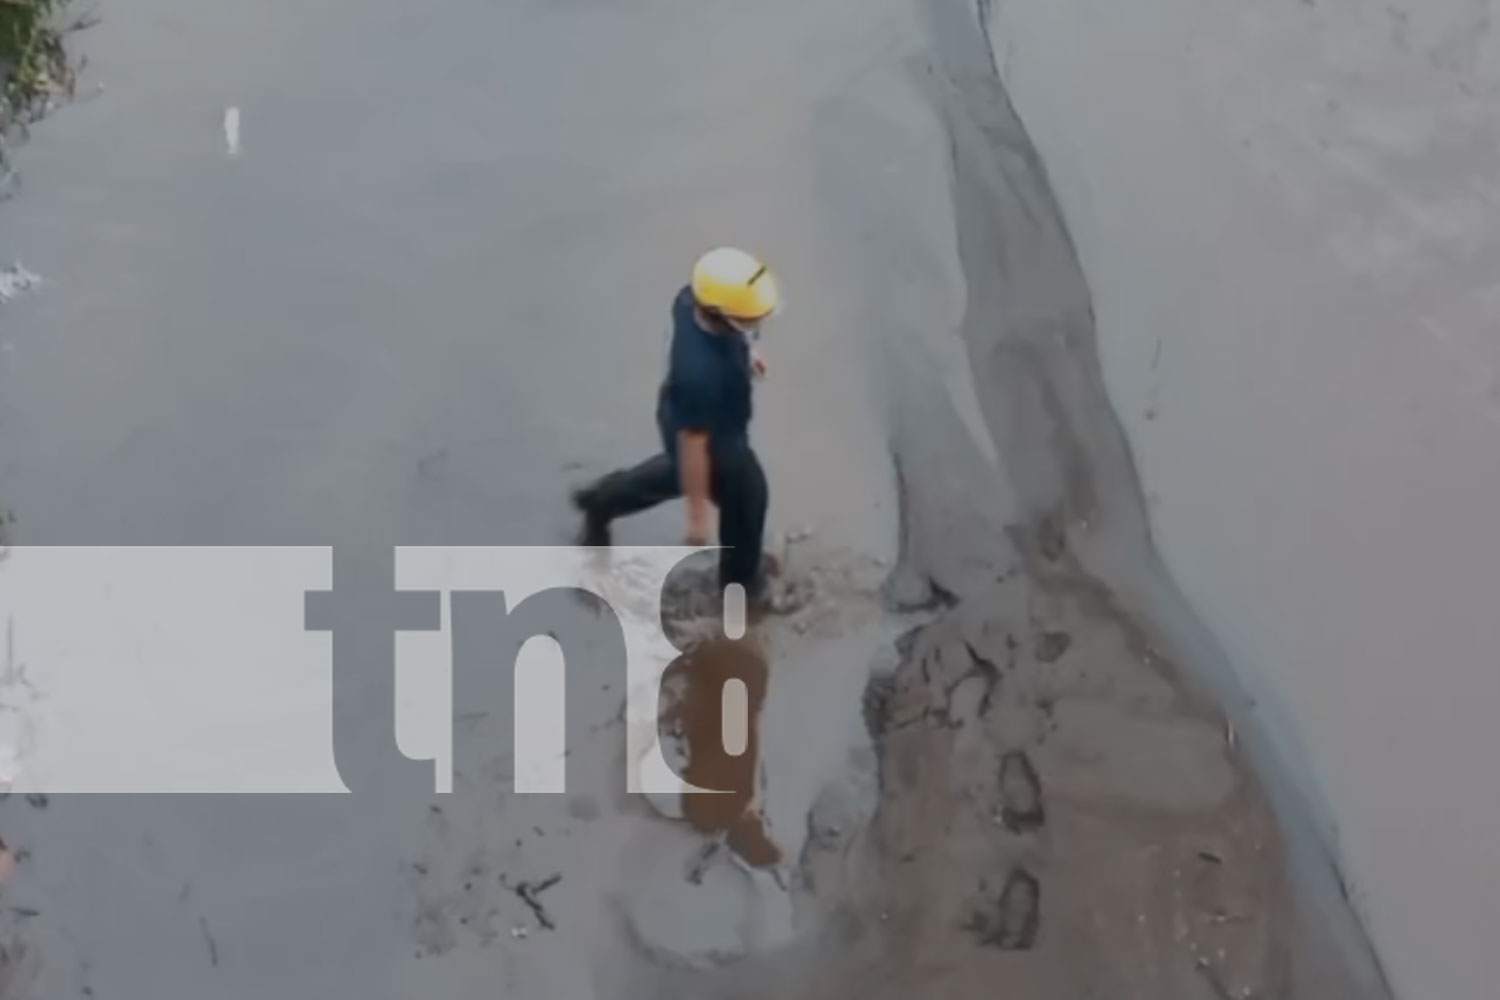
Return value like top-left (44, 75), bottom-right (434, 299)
top-left (571, 247), bottom-right (779, 603)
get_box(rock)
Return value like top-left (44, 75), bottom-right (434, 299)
top-left (881, 564), bottom-right (936, 611)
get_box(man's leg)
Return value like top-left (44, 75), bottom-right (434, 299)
top-left (572, 453), bottom-right (680, 545)
top-left (711, 446), bottom-right (769, 600)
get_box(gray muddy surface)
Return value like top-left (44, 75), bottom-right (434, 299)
top-left (0, 0), bottom-right (1391, 997)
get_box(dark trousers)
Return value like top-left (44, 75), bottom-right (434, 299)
top-left (584, 445), bottom-right (769, 594)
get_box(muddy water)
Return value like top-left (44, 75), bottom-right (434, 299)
top-left (659, 635), bottom-right (781, 869)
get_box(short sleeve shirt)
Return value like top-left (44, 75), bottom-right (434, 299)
top-left (655, 286), bottom-right (754, 458)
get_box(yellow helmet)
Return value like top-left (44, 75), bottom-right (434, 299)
top-left (690, 247), bottom-right (781, 322)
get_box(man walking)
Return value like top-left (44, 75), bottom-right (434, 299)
top-left (571, 247), bottom-right (779, 604)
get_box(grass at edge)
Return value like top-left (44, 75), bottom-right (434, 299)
top-left (0, 0), bottom-right (82, 131)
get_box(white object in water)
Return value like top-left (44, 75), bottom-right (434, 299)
top-left (224, 106), bottom-right (241, 157)
top-left (0, 263), bottom-right (41, 303)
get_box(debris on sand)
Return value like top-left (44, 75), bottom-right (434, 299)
top-left (1193, 954), bottom-right (1239, 1000)
top-left (0, 264), bottom-right (41, 303)
top-left (198, 916), bottom-right (219, 967)
top-left (0, 833), bottom-right (38, 992)
top-left (501, 873), bottom-right (561, 932)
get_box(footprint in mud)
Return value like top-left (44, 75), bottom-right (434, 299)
top-left (997, 750), bottom-right (1045, 833)
top-left (1033, 630), bottom-right (1071, 664)
top-left (966, 867), bottom-right (1041, 951)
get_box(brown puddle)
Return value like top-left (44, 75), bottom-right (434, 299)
top-left (659, 635), bottom-right (782, 868)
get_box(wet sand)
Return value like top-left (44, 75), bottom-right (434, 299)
top-left (780, 535), bottom-right (1295, 999)
top-left (632, 2), bottom-right (1392, 997)
top-left (0, 0), bottom-right (1393, 997)
top-left (635, 445), bottom-right (1358, 999)
top-left (981, 3), bottom-right (1500, 996)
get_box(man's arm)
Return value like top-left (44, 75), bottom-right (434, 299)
top-left (678, 430), bottom-right (712, 545)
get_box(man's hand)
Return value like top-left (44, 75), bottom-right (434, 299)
top-left (684, 506), bottom-right (711, 547)
top-left (750, 346), bottom-right (767, 380)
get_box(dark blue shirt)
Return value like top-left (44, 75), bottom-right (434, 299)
top-left (656, 286), bottom-right (754, 459)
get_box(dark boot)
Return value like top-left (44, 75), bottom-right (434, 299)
top-left (570, 485), bottom-right (612, 547)
top-left (711, 445), bottom-right (770, 602)
top-left (570, 455), bottom-right (681, 548)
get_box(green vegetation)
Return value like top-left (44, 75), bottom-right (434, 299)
top-left (0, 0), bottom-right (78, 125)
